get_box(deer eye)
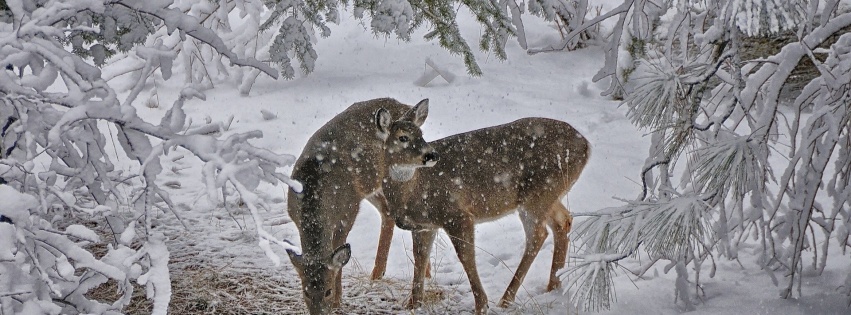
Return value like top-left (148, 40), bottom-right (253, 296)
top-left (324, 289), bottom-right (333, 298)
top-left (398, 135), bottom-right (409, 142)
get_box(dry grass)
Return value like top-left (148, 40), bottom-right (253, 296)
top-left (85, 279), bottom-right (153, 314)
top-left (168, 264), bottom-right (304, 315)
top-left (78, 216), bottom-right (309, 314)
top-left (62, 214), bottom-right (469, 314)
top-left (86, 263), bottom-right (305, 315)
top-left (84, 253), bottom-right (449, 314)
top-left (68, 214), bottom-right (432, 314)
top-left (165, 264), bottom-right (448, 314)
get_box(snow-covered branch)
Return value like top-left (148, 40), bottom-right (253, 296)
top-left (568, 0), bottom-right (851, 311)
top-left (116, 0), bottom-right (278, 80)
top-left (0, 1), bottom-right (295, 314)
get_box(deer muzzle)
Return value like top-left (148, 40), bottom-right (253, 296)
top-left (423, 151), bottom-right (439, 167)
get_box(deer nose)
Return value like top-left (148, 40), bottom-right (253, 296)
top-left (424, 151), bottom-right (439, 164)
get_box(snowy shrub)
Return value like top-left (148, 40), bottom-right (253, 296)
top-left (554, 0), bottom-right (851, 311)
top-left (0, 1), bottom-right (299, 314)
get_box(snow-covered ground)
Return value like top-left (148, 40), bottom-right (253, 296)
top-left (122, 8), bottom-right (850, 315)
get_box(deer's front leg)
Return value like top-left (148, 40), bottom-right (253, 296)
top-left (408, 228), bottom-right (437, 309)
top-left (331, 203), bottom-right (359, 308)
top-left (368, 193), bottom-right (395, 280)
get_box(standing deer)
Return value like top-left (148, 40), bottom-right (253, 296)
top-left (286, 98), bottom-right (438, 315)
top-left (383, 117), bottom-right (590, 314)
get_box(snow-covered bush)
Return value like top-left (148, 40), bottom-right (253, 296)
top-left (558, 0), bottom-right (851, 311)
top-left (0, 1), bottom-right (299, 314)
top-left (94, 0), bottom-right (592, 85)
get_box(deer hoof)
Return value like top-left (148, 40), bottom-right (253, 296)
top-left (498, 292), bottom-right (515, 308)
top-left (406, 296), bottom-right (421, 309)
top-left (370, 270), bottom-right (384, 280)
top-left (476, 304), bottom-right (490, 315)
top-left (546, 279), bottom-right (562, 291)
top-left (497, 298), bottom-right (512, 308)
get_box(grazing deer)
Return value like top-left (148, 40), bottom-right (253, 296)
top-left (383, 117), bottom-right (590, 314)
top-left (285, 98), bottom-right (438, 315)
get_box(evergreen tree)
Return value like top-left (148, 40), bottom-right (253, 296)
top-left (558, 0), bottom-right (851, 311)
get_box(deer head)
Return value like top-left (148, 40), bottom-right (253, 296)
top-left (287, 244), bottom-right (351, 315)
top-left (376, 99), bottom-right (439, 182)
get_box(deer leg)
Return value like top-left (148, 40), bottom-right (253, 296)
top-left (367, 193), bottom-right (394, 280)
top-left (372, 215), bottom-right (395, 280)
top-left (331, 204), bottom-right (359, 308)
top-left (446, 217), bottom-right (489, 315)
top-left (408, 229), bottom-right (437, 309)
top-left (547, 202), bottom-right (572, 291)
top-left (499, 209), bottom-right (549, 308)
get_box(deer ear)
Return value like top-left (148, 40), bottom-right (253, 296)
top-left (375, 108), bottom-right (392, 136)
top-left (401, 99), bottom-right (429, 127)
top-left (328, 244), bottom-right (351, 269)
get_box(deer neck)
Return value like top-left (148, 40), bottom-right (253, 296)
top-left (290, 157), bottom-right (338, 260)
top-left (382, 166), bottom-right (432, 230)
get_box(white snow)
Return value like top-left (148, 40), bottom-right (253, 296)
top-left (0, 184), bottom-right (38, 223)
top-left (64, 225), bottom-right (101, 243)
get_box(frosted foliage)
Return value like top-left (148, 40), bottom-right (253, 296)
top-left (0, 1), bottom-right (297, 314)
top-left (269, 16), bottom-right (318, 79)
top-left (692, 134), bottom-right (766, 198)
top-left (261, 0), bottom-right (324, 80)
top-left (370, 0), bottom-right (415, 40)
top-left (558, 0), bottom-right (851, 311)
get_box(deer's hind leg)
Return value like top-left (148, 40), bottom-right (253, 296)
top-left (499, 206), bottom-right (549, 307)
top-left (546, 201), bottom-right (572, 291)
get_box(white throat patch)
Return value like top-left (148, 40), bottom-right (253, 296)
top-left (390, 165), bottom-right (418, 182)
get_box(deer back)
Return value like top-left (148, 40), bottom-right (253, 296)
top-left (387, 117), bottom-right (590, 228)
